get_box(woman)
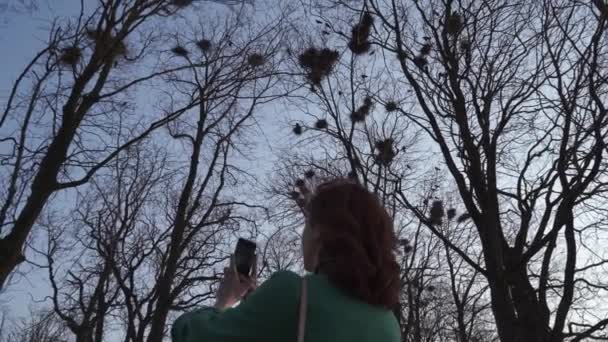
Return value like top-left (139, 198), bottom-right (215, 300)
top-left (171, 180), bottom-right (401, 342)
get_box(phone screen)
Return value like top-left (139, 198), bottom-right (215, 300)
top-left (234, 238), bottom-right (257, 277)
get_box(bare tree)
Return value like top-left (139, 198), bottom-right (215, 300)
top-left (31, 142), bottom-right (167, 342)
top-left (291, 0), bottom-right (608, 341)
top-left (145, 11), bottom-right (290, 340)
top-left (2, 308), bottom-right (66, 342)
top-left (7, 1), bottom-right (608, 342)
top-left (263, 12), bottom-right (495, 339)
top-left (18, 6), bottom-right (290, 340)
top-left (0, 0), bottom-right (208, 289)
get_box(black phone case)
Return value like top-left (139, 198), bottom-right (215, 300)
top-left (235, 238), bottom-right (256, 276)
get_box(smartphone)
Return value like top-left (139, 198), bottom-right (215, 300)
top-left (234, 238), bottom-right (257, 277)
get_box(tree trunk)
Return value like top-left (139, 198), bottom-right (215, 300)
top-left (146, 111), bottom-right (207, 342)
top-left (487, 261), bottom-right (552, 342)
top-left (0, 120), bottom-right (78, 289)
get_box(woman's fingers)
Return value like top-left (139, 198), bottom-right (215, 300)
top-left (248, 258), bottom-right (258, 290)
top-left (225, 255), bottom-right (240, 280)
top-left (237, 275), bottom-right (254, 287)
top-left (214, 256), bottom-right (242, 309)
top-left (230, 255), bottom-right (237, 273)
top-left (238, 275), bottom-right (256, 300)
top-left (223, 254), bottom-right (258, 297)
top-left (251, 254), bottom-right (258, 279)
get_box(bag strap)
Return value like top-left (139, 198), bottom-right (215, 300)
top-left (297, 277), bottom-right (308, 342)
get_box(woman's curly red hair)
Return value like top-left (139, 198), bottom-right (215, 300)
top-left (306, 180), bottom-right (400, 309)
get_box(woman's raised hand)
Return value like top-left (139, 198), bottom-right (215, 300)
top-left (214, 255), bottom-right (257, 310)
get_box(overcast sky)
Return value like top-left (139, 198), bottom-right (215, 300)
top-left (0, 4), bottom-right (294, 337)
top-left (1, 0), bottom-right (81, 323)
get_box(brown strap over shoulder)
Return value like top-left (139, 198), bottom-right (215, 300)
top-left (297, 277), bottom-right (308, 342)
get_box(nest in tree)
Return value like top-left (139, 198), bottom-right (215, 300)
top-left (299, 183), bottom-right (311, 195)
top-left (85, 28), bottom-right (99, 40)
top-left (446, 13), bottom-right (463, 35)
top-left (86, 29), bottom-right (127, 60)
top-left (289, 190), bottom-right (300, 200)
top-left (460, 39), bottom-right (471, 52)
top-left (351, 96), bottom-right (373, 122)
top-left (348, 12), bottom-right (374, 55)
top-left (375, 138), bottom-right (396, 166)
top-left (399, 239), bottom-right (412, 254)
top-left (397, 50), bottom-right (408, 61)
top-left (293, 123), bottom-right (303, 135)
top-left (172, 0), bottom-right (193, 7)
top-left (420, 43), bottom-right (432, 56)
top-left (247, 53), bottom-right (266, 67)
top-left (429, 200), bottom-right (444, 225)
top-left (348, 39), bottom-right (371, 55)
top-left (350, 111), bottom-right (365, 122)
top-left (59, 46), bottom-right (82, 66)
top-left (457, 213), bottom-right (471, 223)
top-left (315, 119), bottom-right (328, 129)
top-left (295, 179), bottom-right (305, 188)
top-left (447, 208), bottom-right (456, 220)
top-left (196, 39), bottom-right (212, 51)
top-left (384, 101), bottom-right (398, 112)
top-left (413, 55), bottom-right (428, 69)
top-left (112, 41), bottom-right (127, 57)
top-left (304, 170), bottom-right (315, 179)
top-left (298, 47), bottom-right (340, 85)
top-left (171, 45), bottom-right (189, 57)
top-left (426, 285), bottom-right (436, 292)
top-left (299, 48), bottom-right (319, 68)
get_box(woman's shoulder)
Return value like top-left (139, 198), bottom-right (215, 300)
top-left (245, 270), bottom-right (301, 307)
top-left (266, 270), bottom-right (301, 288)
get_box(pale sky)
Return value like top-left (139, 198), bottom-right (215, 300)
top-left (0, 0), bottom-right (83, 323)
top-left (5, 1), bottom-right (607, 340)
top-left (0, 0), bottom-right (290, 335)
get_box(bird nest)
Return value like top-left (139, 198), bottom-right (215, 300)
top-left (298, 47), bottom-right (340, 85)
top-left (348, 12), bottom-right (374, 55)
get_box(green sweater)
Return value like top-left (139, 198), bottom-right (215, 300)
top-left (171, 271), bottom-right (401, 342)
